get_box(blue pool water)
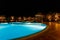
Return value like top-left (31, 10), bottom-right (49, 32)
top-left (0, 22), bottom-right (47, 40)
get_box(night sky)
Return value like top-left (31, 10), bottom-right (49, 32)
top-left (0, 0), bottom-right (60, 16)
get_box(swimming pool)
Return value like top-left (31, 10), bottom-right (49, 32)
top-left (0, 22), bottom-right (47, 40)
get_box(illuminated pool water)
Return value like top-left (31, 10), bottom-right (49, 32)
top-left (0, 22), bottom-right (47, 40)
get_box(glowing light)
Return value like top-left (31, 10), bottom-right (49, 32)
top-left (55, 13), bottom-right (59, 21)
top-left (0, 23), bottom-right (8, 24)
top-left (24, 25), bottom-right (46, 30)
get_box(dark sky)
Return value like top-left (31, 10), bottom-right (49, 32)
top-left (0, 0), bottom-right (60, 16)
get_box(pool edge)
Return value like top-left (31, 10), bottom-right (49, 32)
top-left (11, 24), bottom-right (48, 40)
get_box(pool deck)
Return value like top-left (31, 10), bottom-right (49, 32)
top-left (15, 22), bottom-right (60, 40)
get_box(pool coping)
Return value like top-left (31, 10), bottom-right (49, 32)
top-left (11, 23), bottom-right (48, 40)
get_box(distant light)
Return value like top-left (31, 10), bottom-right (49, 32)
top-left (24, 25), bottom-right (46, 30)
top-left (0, 23), bottom-right (8, 24)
